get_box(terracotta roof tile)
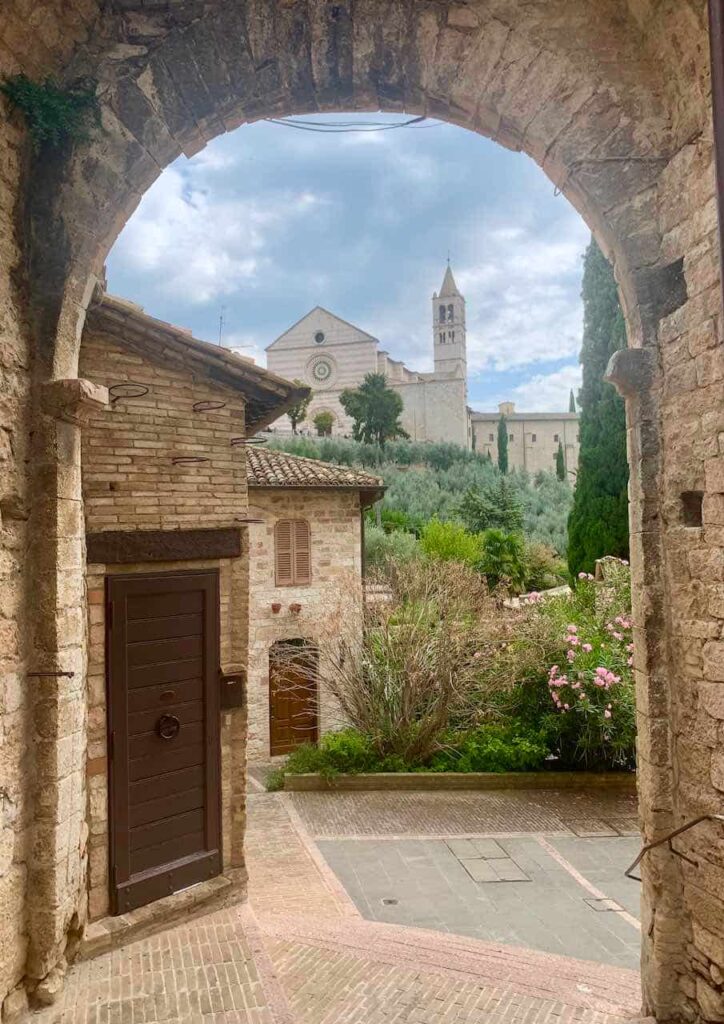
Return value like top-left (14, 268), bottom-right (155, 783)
top-left (247, 446), bottom-right (384, 493)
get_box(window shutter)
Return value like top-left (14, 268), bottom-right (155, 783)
top-left (275, 521), bottom-right (293, 585)
top-left (294, 520), bottom-right (311, 584)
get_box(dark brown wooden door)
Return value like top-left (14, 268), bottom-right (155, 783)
top-left (269, 642), bottom-right (318, 756)
top-left (107, 570), bottom-right (221, 914)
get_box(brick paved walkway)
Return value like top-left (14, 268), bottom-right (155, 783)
top-left (31, 789), bottom-right (642, 1023)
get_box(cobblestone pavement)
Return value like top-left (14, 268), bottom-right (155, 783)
top-left (31, 788), bottom-right (642, 1023)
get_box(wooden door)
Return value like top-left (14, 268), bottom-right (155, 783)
top-left (107, 570), bottom-right (221, 914)
top-left (269, 642), bottom-right (318, 756)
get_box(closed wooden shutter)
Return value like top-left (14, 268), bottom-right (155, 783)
top-left (294, 520), bottom-right (311, 584)
top-left (275, 519), bottom-right (311, 586)
top-left (275, 521), bottom-right (294, 585)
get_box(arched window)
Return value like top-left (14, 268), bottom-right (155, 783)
top-left (448, 330), bottom-right (455, 342)
top-left (447, 303), bottom-right (454, 322)
top-left (439, 304), bottom-right (446, 323)
top-left (439, 332), bottom-right (445, 344)
top-left (275, 519), bottom-right (311, 586)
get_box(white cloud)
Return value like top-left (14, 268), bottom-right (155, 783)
top-left (505, 364), bottom-right (582, 412)
top-left (222, 330), bottom-right (267, 367)
top-left (111, 167), bottom-right (330, 305)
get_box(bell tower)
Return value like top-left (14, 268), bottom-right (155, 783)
top-left (432, 263), bottom-right (467, 379)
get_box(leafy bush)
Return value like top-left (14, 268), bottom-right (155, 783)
top-left (364, 523), bottom-right (420, 569)
top-left (456, 479), bottom-right (524, 533)
top-left (420, 518), bottom-right (483, 566)
top-left (477, 563), bottom-right (635, 770)
top-left (524, 542), bottom-right (567, 591)
top-left (430, 724), bottom-right (550, 773)
top-left (477, 529), bottom-right (528, 592)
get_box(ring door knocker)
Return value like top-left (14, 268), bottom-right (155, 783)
top-left (156, 713), bottom-right (181, 741)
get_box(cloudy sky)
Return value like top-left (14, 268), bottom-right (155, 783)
top-left (107, 113), bottom-right (591, 412)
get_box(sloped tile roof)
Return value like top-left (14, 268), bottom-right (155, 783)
top-left (247, 446), bottom-right (384, 494)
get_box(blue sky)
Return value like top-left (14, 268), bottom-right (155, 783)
top-left (107, 113), bottom-right (590, 412)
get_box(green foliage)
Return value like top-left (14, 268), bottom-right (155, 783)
top-left (269, 436), bottom-right (573, 556)
top-left (366, 505), bottom-right (424, 537)
top-left (568, 238), bottom-right (629, 576)
top-left (420, 519), bottom-right (483, 566)
top-left (569, 389), bottom-right (577, 414)
top-left (555, 441), bottom-right (566, 481)
top-left (364, 523), bottom-right (420, 569)
top-left (497, 414), bottom-right (509, 474)
top-left (477, 529), bottom-right (528, 592)
top-left (0, 74), bottom-right (98, 149)
top-left (339, 373), bottom-right (409, 446)
top-left (313, 410), bottom-right (334, 436)
top-left (430, 724), bottom-right (550, 773)
top-left (287, 381), bottom-right (312, 433)
top-left (524, 542), bottom-right (567, 591)
top-left (455, 478), bottom-right (524, 533)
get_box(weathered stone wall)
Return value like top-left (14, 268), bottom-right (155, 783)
top-left (0, 0), bottom-right (722, 1018)
top-left (246, 488), bottom-right (363, 761)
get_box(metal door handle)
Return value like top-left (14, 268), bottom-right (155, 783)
top-left (156, 714), bottom-right (180, 740)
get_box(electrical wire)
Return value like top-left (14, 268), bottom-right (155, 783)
top-left (264, 115), bottom-right (436, 133)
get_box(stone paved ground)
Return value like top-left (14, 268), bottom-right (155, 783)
top-left (30, 788), bottom-right (642, 1023)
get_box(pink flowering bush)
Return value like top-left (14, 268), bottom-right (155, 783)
top-left (482, 560), bottom-right (635, 770)
top-left (542, 566), bottom-right (635, 768)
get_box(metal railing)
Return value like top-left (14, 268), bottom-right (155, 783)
top-left (625, 814), bottom-right (724, 881)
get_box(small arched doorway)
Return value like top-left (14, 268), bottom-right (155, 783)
top-left (269, 639), bottom-right (319, 757)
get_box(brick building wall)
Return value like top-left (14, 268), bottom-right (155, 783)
top-left (246, 488), bottom-right (363, 761)
top-left (78, 325), bottom-right (250, 921)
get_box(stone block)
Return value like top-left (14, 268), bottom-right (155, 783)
top-left (703, 642), bottom-right (724, 682)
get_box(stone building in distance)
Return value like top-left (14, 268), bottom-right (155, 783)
top-left (471, 402), bottom-right (580, 479)
top-left (264, 265), bottom-right (578, 476)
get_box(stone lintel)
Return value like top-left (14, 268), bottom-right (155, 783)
top-left (42, 378), bottom-right (109, 425)
top-left (604, 348), bottom-right (656, 399)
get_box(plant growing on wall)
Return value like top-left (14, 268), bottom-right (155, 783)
top-left (313, 410), bottom-right (334, 436)
top-left (556, 441), bottom-right (566, 481)
top-left (287, 380), bottom-right (312, 434)
top-left (0, 74), bottom-right (99, 149)
top-left (497, 414), bottom-right (509, 474)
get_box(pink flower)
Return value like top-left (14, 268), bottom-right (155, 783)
top-left (566, 649), bottom-right (576, 662)
top-left (563, 703), bottom-right (570, 710)
top-left (567, 624), bottom-right (578, 633)
top-left (582, 643), bottom-right (593, 653)
top-left (604, 709), bottom-right (612, 719)
top-left (627, 656), bottom-right (634, 667)
top-left (612, 631), bottom-right (624, 641)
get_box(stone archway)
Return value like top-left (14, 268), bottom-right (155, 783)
top-left (0, 2), bottom-right (721, 1020)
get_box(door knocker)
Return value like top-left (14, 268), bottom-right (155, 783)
top-left (156, 714), bottom-right (181, 740)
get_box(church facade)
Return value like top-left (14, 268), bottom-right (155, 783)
top-left (265, 266), bottom-right (579, 476)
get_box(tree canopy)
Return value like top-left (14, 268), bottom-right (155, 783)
top-left (497, 414), bottom-right (509, 474)
top-left (287, 380), bottom-right (312, 434)
top-left (555, 441), bottom-right (566, 481)
top-left (339, 373), bottom-right (409, 447)
top-left (567, 238), bottom-right (629, 576)
top-left (313, 410), bottom-right (334, 436)
top-left (455, 478), bottom-right (524, 534)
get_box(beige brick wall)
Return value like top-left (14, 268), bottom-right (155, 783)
top-left (246, 489), bottom-right (363, 761)
top-left (80, 330), bottom-right (250, 919)
top-left (80, 329), bottom-right (247, 532)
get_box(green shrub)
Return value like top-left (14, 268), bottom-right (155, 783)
top-left (420, 518), bottom-right (483, 565)
top-left (364, 523), bottom-right (420, 569)
top-left (430, 724), bottom-right (550, 773)
top-left (477, 529), bottom-right (527, 592)
top-left (265, 729), bottom-right (408, 789)
top-left (0, 74), bottom-right (99, 149)
top-left (524, 542), bottom-right (567, 591)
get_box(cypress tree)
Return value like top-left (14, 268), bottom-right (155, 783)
top-left (497, 414), bottom-right (509, 474)
top-left (569, 389), bottom-right (577, 414)
top-left (567, 238), bottom-right (629, 576)
top-left (556, 441), bottom-right (566, 481)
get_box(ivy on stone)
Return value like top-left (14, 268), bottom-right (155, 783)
top-left (0, 74), bottom-right (99, 149)
top-left (567, 238), bottom-right (629, 577)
